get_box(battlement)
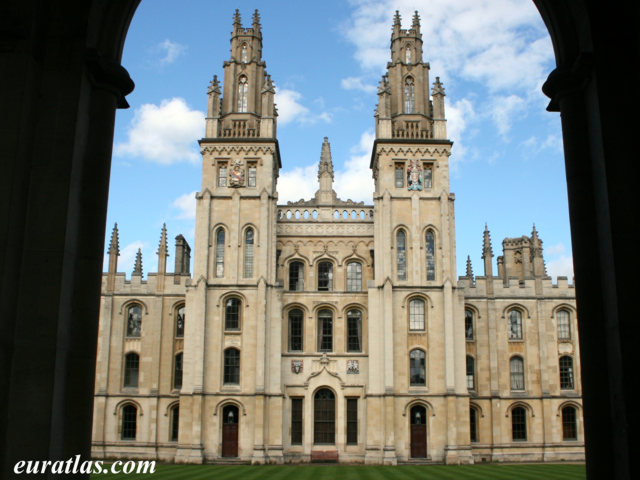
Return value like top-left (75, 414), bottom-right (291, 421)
top-left (101, 272), bottom-right (190, 295)
top-left (458, 275), bottom-right (575, 297)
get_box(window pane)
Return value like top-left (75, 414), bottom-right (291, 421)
top-left (557, 310), bottom-right (571, 340)
top-left (223, 348), bottom-right (240, 384)
top-left (124, 353), bottom-right (139, 388)
top-left (426, 231), bottom-right (435, 281)
top-left (244, 228), bottom-right (254, 278)
top-left (347, 310), bottom-right (362, 352)
top-left (318, 262), bottom-right (333, 291)
top-left (289, 262), bottom-right (304, 291)
top-left (395, 165), bottom-right (404, 188)
top-left (470, 407), bottom-right (478, 443)
top-left (346, 398), bottom-right (358, 445)
top-left (291, 398), bottom-right (303, 444)
top-left (121, 405), bottom-right (137, 440)
top-left (423, 165), bottom-right (432, 188)
top-left (404, 77), bottom-right (414, 113)
top-left (510, 357), bottom-right (525, 390)
top-left (346, 262), bottom-right (362, 292)
top-left (562, 406), bottom-right (577, 440)
top-left (466, 356), bottom-right (475, 390)
top-left (170, 406), bottom-right (179, 442)
top-left (248, 165), bottom-right (257, 187)
top-left (397, 230), bottom-right (406, 280)
top-left (465, 309), bottom-right (474, 340)
top-left (289, 309), bottom-right (303, 352)
top-left (317, 310), bottom-right (333, 352)
top-left (215, 228), bottom-right (225, 277)
top-left (176, 306), bottom-right (185, 337)
top-left (508, 310), bottom-right (523, 340)
top-left (219, 165), bottom-right (227, 187)
top-left (511, 407), bottom-right (527, 441)
top-left (173, 353), bottom-right (183, 390)
top-left (238, 77), bottom-right (248, 112)
top-left (559, 356), bottom-right (574, 389)
top-left (409, 299), bottom-right (425, 330)
top-left (410, 349), bottom-right (426, 386)
top-left (225, 298), bottom-right (240, 330)
top-left (126, 304), bottom-right (142, 338)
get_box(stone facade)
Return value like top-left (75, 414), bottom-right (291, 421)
top-left (91, 10), bottom-right (583, 464)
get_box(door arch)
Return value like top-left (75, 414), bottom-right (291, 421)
top-left (410, 405), bottom-right (427, 458)
top-left (221, 404), bottom-right (239, 457)
top-left (313, 388), bottom-right (335, 444)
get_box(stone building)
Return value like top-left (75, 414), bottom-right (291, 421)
top-left (91, 10), bottom-right (583, 464)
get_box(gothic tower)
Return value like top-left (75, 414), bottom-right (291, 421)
top-left (177, 9), bottom-right (283, 463)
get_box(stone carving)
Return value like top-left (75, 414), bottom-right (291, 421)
top-left (229, 159), bottom-right (245, 187)
top-left (291, 360), bottom-right (303, 374)
top-left (276, 223), bottom-right (374, 237)
top-left (347, 359), bottom-right (359, 374)
top-left (407, 159), bottom-right (423, 191)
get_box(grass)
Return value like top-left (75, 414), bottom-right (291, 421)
top-left (91, 463), bottom-right (586, 480)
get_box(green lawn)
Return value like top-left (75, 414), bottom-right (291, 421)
top-left (92, 463), bottom-right (586, 480)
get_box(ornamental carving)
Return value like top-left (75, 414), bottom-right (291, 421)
top-left (229, 159), bottom-right (245, 187)
top-left (291, 360), bottom-right (303, 374)
top-left (347, 360), bottom-right (359, 374)
top-left (407, 159), bottom-right (423, 191)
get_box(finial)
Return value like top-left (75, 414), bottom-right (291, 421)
top-left (108, 223), bottom-right (120, 256)
top-left (233, 9), bottom-right (242, 26)
top-left (252, 9), bottom-right (261, 28)
top-left (262, 73), bottom-right (275, 93)
top-left (412, 10), bottom-right (421, 29)
top-left (133, 248), bottom-right (143, 276)
top-left (208, 75), bottom-right (221, 95)
top-left (393, 10), bottom-right (401, 27)
top-left (432, 76), bottom-right (445, 96)
top-left (482, 224), bottom-right (493, 258)
top-left (157, 223), bottom-right (168, 256)
top-left (466, 255), bottom-right (474, 278)
top-left (318, 137), bottom-right (334, 181)
top-left (377, 74), bottom-right (391, 95)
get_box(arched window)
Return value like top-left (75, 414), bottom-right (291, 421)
top-left (469, 407), bottom-right (478, 443)
top-left (511, 406), bottom-right (527, 441)
top-left (559, 356), bottom-right (575, 389)
top-left (508, 309), bottom-right (523, 340)
top-left (562, 406), bottom-right (578, 440)
top-left (215, 227), bottom-right (225, 277)
top-left (223, 348), bottom-right (240, 384)
top-left (397, 229), bottom-right (407, 280)
top-left (404, 77), bottom-right (415, 113)
top-left (289, 261), bottom-right (304, 291)
top-left (317, 261), bottom-right (333, 291)
top-left (176, 305), bottom-right (185, 338)
top-left (557, 309), bottom-right (571, 340)
top-left (425, 230), bottom-right (435, 280)
top-left (405, 45), bottom-right (412, 63)
top-left (314, 388), bottom-right (335, 444)
top-left (243, 227), bottom-right (254, 278)
top-left (121, 404), bottom-right (137, 440)
top-left (125, 303), bottom-right (142, 338)
top-left (317, 309), bottom-right (333, 352)
top-left (410, 349), bottom-right (426, 386)
top-left (346, 261), bottom-right (362, 292)
top-left (170, 404), bottom-right (179, 442)
top-left (241, 43), bottom-right (248, 63)
top-left (224, 297), bottom-right (241, 330)
top-left (237, 76), bottom-right (248, 112)
top-left (173, 352), bottom-right (183, 390)
top-left (346, 310), bottom-right (362, 352)
top-left (466, 355), bottom-right (475, 390)
top-left (409, 298), bottom-right (425, 331)
top-left (510, 356), bottom-right (525, 391)
top-left (288, 309), bottom-right (303, 352)
top-left (123, 352), bottom-right (139, 388)
top-left (465, 309), bottom-right (474, 340)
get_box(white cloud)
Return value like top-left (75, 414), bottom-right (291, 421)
top-left (275, 89), bottom-right (332, 125)
top-left (489, 94), bottom-right (526, 136)
top-left (172, 191), bottom-right (197, 219)
top-left (445, 97), bottom-right (475, 167)
top-left (334, 131), bottom-right (375, 203)
top-left (545, 242), bottom-right (565, 256)
top-left (115, 98), bottom-right (204, 165)
top-left (157, 39), bottom-right (186, 65)
top-left (341, 76), bottom-right (377, 93)
top-left (277, 164), bottom-right (319, 204)
top-left (547, 255), bottom-right (574, 281)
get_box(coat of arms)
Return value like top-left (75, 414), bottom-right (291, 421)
top-left (291, 360), bottom-right (303, 374)
top-left (229, 159), bottom-right (245, 187)
top-left (407, 159), bottom-right (423, 191)
top-left (346, 360), bottom-right (359, 374)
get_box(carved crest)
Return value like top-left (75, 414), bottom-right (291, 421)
top-left (291, 360), bottom-right (303, 374)
top-left (407, 159), bottom-right (423, 191)
top-left (229, 159), bottom-right (245, 187)
top-left (346, 359), bottom-right (359, 375)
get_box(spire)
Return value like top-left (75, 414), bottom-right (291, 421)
top-left (157, 223), bottom-right (169, 275)
top-left (466, 255), bottom-right (474, 278)
top-left (318, 137), bottom-right (334, 181)
top-left (133, 248), bottom-right (143, 277)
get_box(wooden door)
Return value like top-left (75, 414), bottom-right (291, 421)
top-left (222, 405), bottom-right (238, 457)
top-left (410, 405), bottom-right (427, 458)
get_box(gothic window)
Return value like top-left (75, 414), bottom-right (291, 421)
top-left (224, 297), bottom-right (241, 330)
top-left (223, 348), bottom-right (240, 384)
top-left (346, 310), bottom-right (362, 352)
top-left (237, 76), bottom-right (248, 112)
top-left (346, 398), bottom-right (358, 445)
top-left (404, 77), bottom-right (415, 114)
top-left (241, 43), bottom-right (248, 63)
top-left (510, 356), bottom-right (525, 391)
top-left (173, 352), bottom-right (183, 390)
top-left (557, 309), bottom-right (571, 340)
top-left (243, 227), bottom-right (254, 278)
top-left (291, 398), bottom-right (303, 445)
top-left (423, 164), bottom-right (433, 188)
top-left (508, 309), bottom-right (523, 340)
top-left (248, 163), bottom-right (257, 187)
top-left (397, 229), bottom-right (407, 280)
top-left (218, 163), bottom-right (228, 187)
top-left (215, 227), bottom-right (225, 277)
top-left (511, 406), bottom-right (527, 441)
top-left (562, 406), bottom-right (578, 440)
top-left (317, 261), bottom-right (333, 291)
top-left (466, 355), bottom-right (475, 390)
top-left (313, 388), bottom-right (335, 444)
top-left (469, 406), bottom-right (478, 443)
top-left (176, 305), bottom-right (185, 338)
top-left (125, 303), bottom-right (142, 338)
top-left (465, 309), bottom-right (474, 340)
top-left (405, 45), bottom-right (412, 63)
top-left (395, 163), bottom-right (404, 187)
top-left (317, 309), bottom-right (333, 352)
top-left (409, 298), bottom-right (425, 331)
top-left (123, 352), bottom-right (139, 388)
top-left (289, 261), bottom-right (304, 291)
top-left (346, 261), bottom-right (362, 291)
top-left (410, 349), bottom-right (426, 386)
top-left (170, 405), bottom-right (179, 442)
top-left (425, 230), bottom-right (435, 281)
top-left (559, 356), bottom-right (575, 389)
top-left (288, 309), bottom-right (303, 352)
top-left (121, 404), bottom-right (137, 440)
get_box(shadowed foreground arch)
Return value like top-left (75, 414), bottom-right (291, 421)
top-left (0, 1), bottom-right (638, 478)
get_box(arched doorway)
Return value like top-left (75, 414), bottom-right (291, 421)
top-left (314, 388), bottom-right (335, 444)
top-left (221, 404), bottom-right (239, 457)
top-left (410, 405), bottom-right (427, 458)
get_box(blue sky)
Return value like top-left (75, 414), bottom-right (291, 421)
top-left (106, 0), bottom-right (573, 282)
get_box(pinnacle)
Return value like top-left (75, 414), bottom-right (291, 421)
top-left (108, 223), bottom-right (120, 256)
top-left (318, 137), bottom-right (334, 180)
top-left (157, 223), bottom-right (168, 256)
top-left (133, 248), bottom-right (143, 276)
top-left (482, 224), bottom-right (493, 258)
top-left (466, 255), bottom-right (474, 278)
